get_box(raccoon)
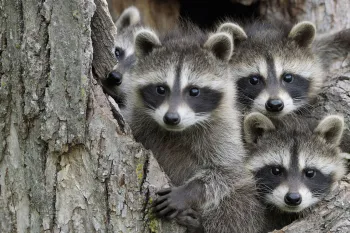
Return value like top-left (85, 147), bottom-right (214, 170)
top-left (243, 112), bottom-right (347, 231)
top-left (313, 28), bottom-right (350, 70)
top-left (102, 6), bottom-right (141, 107)
top-left (124, 24), bottom-right (264, 233)
top-left (225, 21), bottom-right (350, 117)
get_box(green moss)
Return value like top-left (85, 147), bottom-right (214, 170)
top-left (1, 81), bottom-right (6, 87)
top-left (72, 10), bottom-right (80, 20)
top-left (136, 162), bottom-right (144, 183)
top-left (15, 44), bottom-right (21, 49)
top-left (148, 214), bottom-right (159, 233)
top-left (81, 75), bottom-right (88, 84)
top-left (81, 88), bottom-right (86, 99)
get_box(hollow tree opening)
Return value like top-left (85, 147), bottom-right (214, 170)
top-left (179, 0), bottom-right (260, 29)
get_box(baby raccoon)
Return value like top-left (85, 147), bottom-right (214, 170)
top-left (124, 24), bottom-right (264, 233)
top-left (244, 112), bottom-right (347, 231)
top-left (102, 6), bottom-right (141, 107)
top-left (227, 21), bottom-right (350, 117)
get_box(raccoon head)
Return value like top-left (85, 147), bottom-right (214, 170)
top-left (128, 28), bottom-right (234, 132)
top-left (106, 6), bottom-right (141, 87)
top-left (244, 113), bottom-right (347, 213)
top-left (232, 21), bottom-right (324, 117)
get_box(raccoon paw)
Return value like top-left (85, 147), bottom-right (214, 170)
top-left (176, 209), bottom-right (204, 233)
top-left (153, 186), bottom-right (191, 219)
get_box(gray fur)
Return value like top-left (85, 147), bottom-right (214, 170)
top-left (115, 6), bottom-right (141, 30)
top-left (124, 25), bottom-right (264, 233)
top-left (102, 6), bottom-right (142, 107)
top-left (313, 28), bottom-right (350, 69)
top-left (217, 22), bottom-right (248, 42)
top-left (244, 113), bottom-right (347, 231)
top-left (230, 20), bottom-right (324, 117)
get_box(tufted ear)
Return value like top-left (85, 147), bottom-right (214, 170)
top-left (115, 6), bottom-right (141, 31)
top-left (288, 21), bottom-right (316, 47)
top-left (204, 32), bottom-right (233, 62)
top-left (217, 22), bottom-right (247, 43)
top-left (244, 112), bottom-right (275, 144)
top-left (134, 28), bottom-right (161, 58)
top-left (314, 115), bottom-right (344, 146)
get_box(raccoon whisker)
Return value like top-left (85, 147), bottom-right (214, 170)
top-left (292, 95), bottom-right (310, 100)
top-left (257, 183), bottom-right (274, 193)
top-left (143, 104), bottom-right (156, 111)
top-left (237, 91), bottom-right (255, 101)
top-left (311, 187), bottom-right (329, 197)
top-left (295, 106), bottom-right (313, 115)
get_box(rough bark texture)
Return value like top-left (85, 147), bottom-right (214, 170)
top-left (0, 0), bottom-right (184, 232)
top-left (0, 0), bottom-right (349, 233)
top-left (260, 0), bottom-right (350, 33)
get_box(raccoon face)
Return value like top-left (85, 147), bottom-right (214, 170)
top-left (244, 113), bottom-right (346, 212)
top-left (230, 22), bottom-right (324, 117)
top-left (130, 28), bottom-right (234, 132)
top-left (106, 7), bottom-right (141, 87)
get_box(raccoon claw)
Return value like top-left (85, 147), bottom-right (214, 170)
top-left (176, 209), bottom-right (204, 233)
top-left (167, 210), bottom-right (179, 219)
top-left (158, 206), bottom-right (177, 217)
top-left (156, 187), bottom-right (172, 195)
top-left (154, 186), bottom-right (189, 218)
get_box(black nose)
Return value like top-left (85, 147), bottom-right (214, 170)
top-left (265, 99), bottom-right (284, 112)
top-left (163, 112), bottom-right (180, 126)
top-left (284, 192), bottom-right (302, 206)
top-left (107, 71), bottom-right (123, 86)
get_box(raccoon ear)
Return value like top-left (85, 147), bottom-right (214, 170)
top-left (288, 21), bottom-right (316, 47)
top-left (217, 22), bottom-right (247, 42)
top-left (314, 115), bottom-right (344, 146)
top-left (204, 32), bottom-right (233, 61)
top-left (243, 112), bottom-right (275, 144)
top-left (134, 29), bottom-right (161, 58)
top-left (115, 6), bottom-right (141, 31)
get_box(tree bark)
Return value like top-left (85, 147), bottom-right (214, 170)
top-left (0, 0), bottom-right (184, 232)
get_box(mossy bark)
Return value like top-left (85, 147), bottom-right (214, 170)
top-left (0, 0), bottom-right (184, 232)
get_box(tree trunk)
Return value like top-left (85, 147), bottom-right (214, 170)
top-left (0, 0), bottom-right (183, 232)
top-left (0, 0), bottom-right (348, 233)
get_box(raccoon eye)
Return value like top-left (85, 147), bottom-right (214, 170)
top-left (282, 73), bottom-right (294, 83)
top-left (305, 169), bottom-right (316, 178)
top-left (189, 88), bottom-right (200, 97)
top-left (156, 86), bottom-right (166, 95)
top-left (249, 75), bottom-right (261, 85)
top-left (115, 47), bottom-right (124, 60)
top-left (271, 167), bottom-right (282, 176)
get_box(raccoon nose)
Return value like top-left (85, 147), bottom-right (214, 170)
top-left (107, 71), bottom-right (123, 86)
top-left (265, 99), bottom-right (284, 112)
top-left (284, 192), bottom-right (302, 206)
top-left (163, 112), bottom-right (180, 126)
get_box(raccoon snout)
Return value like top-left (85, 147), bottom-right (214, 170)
top-left (163, 112), bottom-right (181, 126)
top-left (107, 71), bottom-right (123, 86)
top-left (284, 192), bottom-right (302, 206)
top-left (265, 99), bottom-right (284, 112)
